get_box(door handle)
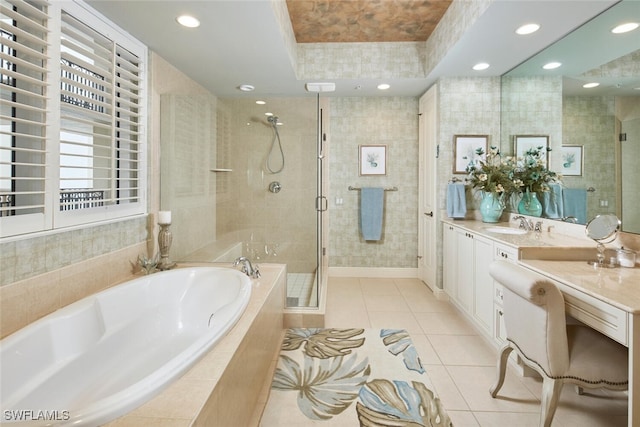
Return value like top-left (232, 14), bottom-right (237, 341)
top-left (424, 212), bottom-right (433, 217)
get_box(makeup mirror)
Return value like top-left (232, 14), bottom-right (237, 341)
top-left (585, 213), bottom-right (621, 267)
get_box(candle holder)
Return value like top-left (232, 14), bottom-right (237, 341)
top-left (157, 222), bottom-right (176, 270)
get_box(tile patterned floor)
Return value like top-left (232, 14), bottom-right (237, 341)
top-left (318, 276), bottom-right (628, 427)
top-left (286, 273), bottom-right (316, 307)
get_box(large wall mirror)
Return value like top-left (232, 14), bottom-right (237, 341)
top-left (500, 0), bottom-right (640, 233)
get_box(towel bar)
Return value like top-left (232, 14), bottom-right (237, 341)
top-left (348, 186), bottom-right (398, 192)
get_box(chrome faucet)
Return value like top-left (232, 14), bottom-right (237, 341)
top-left (513, 215), bottom-right (533, 231)
top-left (233, 256), bottom-right (260, 278)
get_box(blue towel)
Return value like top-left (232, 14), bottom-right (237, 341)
top-left (446, 183), bottom-right (467, 219)
top-left (562, 188), bottom-right (587, 224)
top-left (360, 187), bottom-right (384, 241)
top-left (541, 183), bottom-right (564, 219)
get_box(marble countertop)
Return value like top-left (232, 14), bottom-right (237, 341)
top-left (441, 218), bottom-right (592, 249)
top-left (442, 217), bottom-right (640, 314)
top-left (520, 259), bottom-right (640, 314)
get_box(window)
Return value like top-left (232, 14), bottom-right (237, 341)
top-left (0, 0), bottom-right (147, 237)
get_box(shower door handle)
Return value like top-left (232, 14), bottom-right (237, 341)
top-left (315, 196), bottom-right (328, 212)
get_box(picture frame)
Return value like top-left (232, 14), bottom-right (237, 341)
top-left (359, 144), bottom-right (387, 175)
top-left (514, 135), bottom-right (549, 167)
top-left (560, 145), bottom-right (583, 176)
top-left (453, 135), bottom-right (488, 174)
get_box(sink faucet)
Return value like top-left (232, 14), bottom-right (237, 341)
top-left (513, 215), bottom-right (533, 231)
top-left (233, 256), bottom-right (260, 278)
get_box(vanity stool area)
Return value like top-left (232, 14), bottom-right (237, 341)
top-left (441, 216), bottom-right (640, 427)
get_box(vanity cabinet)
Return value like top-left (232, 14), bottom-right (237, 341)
top-left (443, 223), bottom-right (494, 336)
top-left (443, 223), bottom-right (523, 345)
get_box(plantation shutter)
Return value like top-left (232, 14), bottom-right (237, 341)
top-left (0, 0), bottom-right (50, 235)
top-left (0, 0), bottom-right (146, 237)
top-left (57, 11), bottom-right (143, 221)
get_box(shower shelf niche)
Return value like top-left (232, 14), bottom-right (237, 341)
top-left (210, 168), bottom-right (233, 172)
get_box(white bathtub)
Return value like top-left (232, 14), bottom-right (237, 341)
top-left (0, 266), bottom-right (251, 426)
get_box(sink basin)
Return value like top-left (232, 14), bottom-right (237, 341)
top-left (483, 226), bottom-right (528, 235)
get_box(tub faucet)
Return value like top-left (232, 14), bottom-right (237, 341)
top-left (233, 256), bottom-right (260, 278)
top-left (513, 215), bottom-right (533, 231)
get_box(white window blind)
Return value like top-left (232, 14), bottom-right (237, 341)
top-left (0, 0), bottom-right (146, 237)
top-left (0, 0), bottom-right (50, 235)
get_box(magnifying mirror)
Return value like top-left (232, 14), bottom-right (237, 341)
top-left (585, 214), bottom-right (620, 267)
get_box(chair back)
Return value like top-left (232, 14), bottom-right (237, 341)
top-left (489, 261), bottom-right (569, 376)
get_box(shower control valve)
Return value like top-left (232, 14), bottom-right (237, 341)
top-left (268, 181), bottom-right (282, 193)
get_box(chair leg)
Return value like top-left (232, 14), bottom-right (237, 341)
top-left (490, 343), bottom-right (513, 398)
top-left (540, 378), bottom-right (563, 427)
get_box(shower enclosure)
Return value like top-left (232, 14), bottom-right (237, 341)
top-left (160, 94), bottom-right (326, 308)
top-left (217, 96), bottom-right (326, 307)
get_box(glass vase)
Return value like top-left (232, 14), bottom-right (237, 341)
top-left (480, 192), bottom-right (504, 223)
top-left (518, 189), bottom-right (543, 217)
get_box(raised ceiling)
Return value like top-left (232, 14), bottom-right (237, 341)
top-left (285, 0), bottom-right (453, 43)
top-left (86, 0), bottom-right (619, 97)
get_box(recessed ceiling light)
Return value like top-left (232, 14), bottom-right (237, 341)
top-left (377, 83), bottom-right (390, 90)
top-left (265, 112), bottom-right (274, 116)
top-left (516, 23), bottom-right (540, 35)
top-left (583, 82), bottom-right (600, 89)
top-left (176, 15), bottom-right (200, 28)
top-left (542, 62), bottom-right (562, 70)
top-left (611, 22), bottom-right (639, 34)
top-left (256, 100), bottom-right (266, 105)
top-left (472, 62), bottom-right (490, 71)
top-left (238, 84), bottom-right (255, 92)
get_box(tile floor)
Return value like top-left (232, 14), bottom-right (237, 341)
top-left (320, 276), bottom-right (628, 427)
top-left (286, 272), bottom-right (316, 307)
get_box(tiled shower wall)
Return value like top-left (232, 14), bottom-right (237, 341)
top-left (215, 97), bottom-right (318, 274)
top-left (328, 97), bottom-right (419, 268)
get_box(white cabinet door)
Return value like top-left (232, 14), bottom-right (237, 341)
top-left (492, 243), bottom-right (518, 343)
top-left (455, 229), bottom-right (474, 312)
top-left (442, 224), bottom-right (457, 298)
top-left (473, 234), bottom-right (494, 334)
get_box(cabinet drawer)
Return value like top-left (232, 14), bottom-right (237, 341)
top-left (495, 244), bottom-right (518, 262)
top-left (562, 288), bottom-right (628, 346)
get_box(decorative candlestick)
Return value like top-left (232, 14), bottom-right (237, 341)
top-left (157, 211), bottom-right (175, 270)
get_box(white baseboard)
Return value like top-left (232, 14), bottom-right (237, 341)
top-left (328, 267), bottom-right (419, 278)
top-left (433, 287), bottom-right (449, 301)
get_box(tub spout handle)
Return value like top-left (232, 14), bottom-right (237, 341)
top-left (233, 256), bottom-right (260, 278)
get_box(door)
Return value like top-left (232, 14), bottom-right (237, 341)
top-left (418, 85), bottom-right (438, 288)
top-left (314, 95), bottom-right (329, 307)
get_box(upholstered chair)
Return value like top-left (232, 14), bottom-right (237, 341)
top-left (488, 260), bottom-right (628, 427)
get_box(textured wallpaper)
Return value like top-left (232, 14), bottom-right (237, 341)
top-left (328, 97), bottom-right (419, 268)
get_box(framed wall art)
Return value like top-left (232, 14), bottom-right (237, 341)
top-left (359, 144), bottom-right (387, 175)
top-left (453, 135), bottom-right (488, 174)
top-left (560, 145), bottom-right (583, 176)
top-left (514, 135), bottom-right (549, 166)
